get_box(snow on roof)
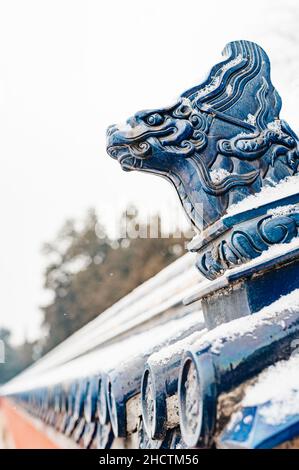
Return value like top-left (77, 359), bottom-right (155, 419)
top-left (229, 236), bottom-right (299, 274)
top-left (242, 354), bottom-right (299, 426)
top-left (122, 287), bottom-right (299, 372)
top-left (190, 288), bottom-right (299, 355)
top-left (267, 203), bottom-right (299, 217)
top-left (11, 253), bottom-right (201, 382)
top-left (186, 236), bottom-right (299, 304)
top-left (1, 309), bottom-right (204, 395)
top-left (226, 174), bottom-right (299, 216)
top-left (148, 328), bottom-right (207, 367)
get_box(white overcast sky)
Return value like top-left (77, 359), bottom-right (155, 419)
top-left (0, 0), bottom-right (298, 343)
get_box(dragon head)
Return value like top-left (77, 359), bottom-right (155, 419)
top-left (106, 98), bottom-right (210, 174)
top-left (106, 40), bottom-right (299, 231)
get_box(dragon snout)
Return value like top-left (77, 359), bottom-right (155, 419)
top-left (106, 124), bottom-right (118, 137)
top-left (106, 119), bottom-right (148, 155)
top-left (107, 144), bottom-right (130, 162)
top-left (106, 125), bottom-right (127, 161)
top-left (106, 124), bottom-right (127, 155)
top-left (106, 122), bottom-right (137, 164)
top-left (106, 121), bottom-right (136, 146)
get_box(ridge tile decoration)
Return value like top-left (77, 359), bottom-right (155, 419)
top-left (106, 40), bottom-right (299, 279)
top-left (195, 198), bottom-right (299, 279)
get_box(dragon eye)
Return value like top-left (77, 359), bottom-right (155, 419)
top-left (145, 113), bottom-right (164, 126)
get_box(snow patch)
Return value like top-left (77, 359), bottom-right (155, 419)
top-left (242, 354), bottom-right (299, 426)
top-left (148, 329), bottom-right (207, 366)
top-left (227, 175), bottom-right (299, 216)
top-left (268, 204), bottom-right (299, 217)
top-left (1, 310), bottom-right (205, 395)
top-left (190, 289), bottom-right (299, 355)
top-left (225, 237), bottom-right (299, 276)
top-left (188, 237), bottom-right (299, 305)
top-left (226, 84), bottom-right (233, 96)
top-left (246, 114), bottom-right (256, 126)
top-left (196, 54), bottom-right (243, 98)
top-left (210, 168), bottom-right (232, 184)
top-left (267, 119), bottom-right (282, 132)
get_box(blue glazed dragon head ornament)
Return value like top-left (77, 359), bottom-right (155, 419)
top-left (106, 40), bottom-right (299, 232)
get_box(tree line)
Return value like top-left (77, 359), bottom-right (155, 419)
top-left (0, 207), bottom-right (189, 383)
